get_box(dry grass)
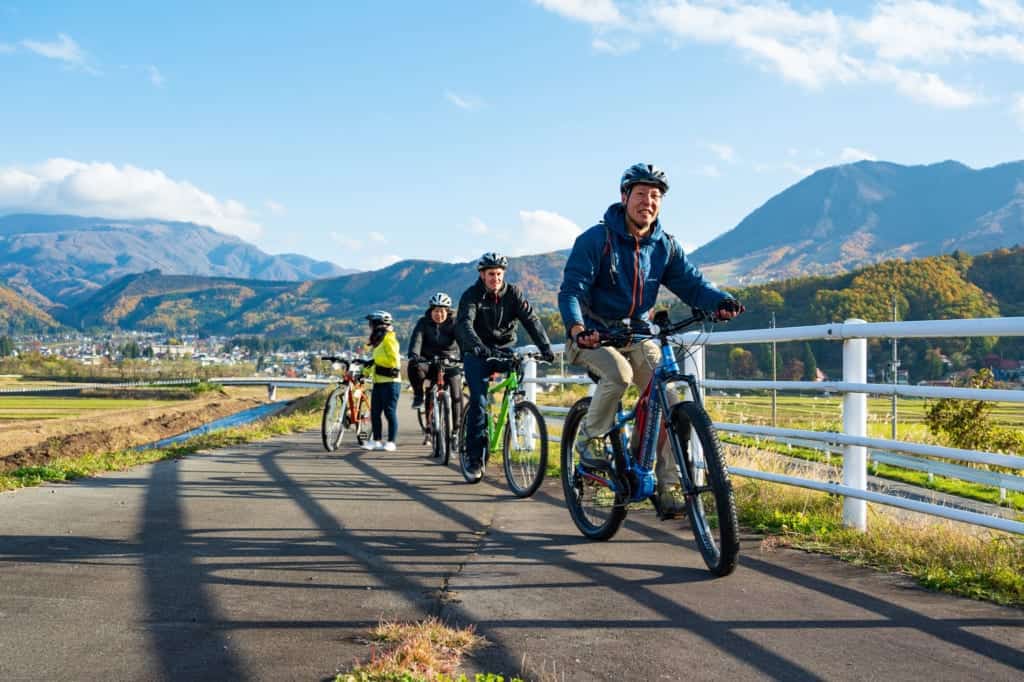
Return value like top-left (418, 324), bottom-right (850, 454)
top-left (335, 617), bottom-right (495, 682)
top-left (728, 445), bottom-right (1024, 606)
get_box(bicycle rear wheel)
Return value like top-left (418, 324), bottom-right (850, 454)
top-left (560, 398), bottom-right (626, 540)
top-left (321, 387), bottom-right (348, 452)
top-left (671, 401), bottom-right (739, 577)
top-left (503, 400), bottom-right (548, 498)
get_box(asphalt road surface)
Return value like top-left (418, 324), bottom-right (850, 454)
top-left (1, 403), bottom-right (1021, 681)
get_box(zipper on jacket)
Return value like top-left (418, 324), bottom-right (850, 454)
top-left (627, 236), bottom-right (642, 318)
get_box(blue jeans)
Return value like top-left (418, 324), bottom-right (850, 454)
top-left (462, 352), bottom-right (502, 467)
top-left (371, 382), bottom-right (400, 442)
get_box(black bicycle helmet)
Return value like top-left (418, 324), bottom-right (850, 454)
top-left (476, 252), bottom-right (508, 271)
top-left (366, 310), bottom-right (393, 325)
top-left (620, 163), bottom-right (669, 195)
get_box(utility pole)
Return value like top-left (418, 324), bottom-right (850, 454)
top-left (891, 297), bottom-right (899, 440)
top-left (770, 312), bottom-right (777, 427)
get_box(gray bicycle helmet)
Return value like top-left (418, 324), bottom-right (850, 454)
top-left (428, 292), bottom-right (452, 308)
top-left (366, 310), bottom-right (392, 325)
top-left (620, 163), bottom-right (669, 195)
top-left (476, 252), bottom-right (508, 271)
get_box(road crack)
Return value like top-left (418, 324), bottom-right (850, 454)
top-left (428, 514), bottom-right (494, 614)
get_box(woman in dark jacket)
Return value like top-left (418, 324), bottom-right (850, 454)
top-left (406, 292), bottom-right (463, 432)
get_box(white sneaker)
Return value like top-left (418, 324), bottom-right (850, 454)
top-left (373, 441), bottom-right (386, 451)
top-left (362, 440), bottom-right (382, 451)
top-left (383, 442), bottom-right (397, 452)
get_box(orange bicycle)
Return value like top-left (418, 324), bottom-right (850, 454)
top-left (321, 356), bottom-right (371, 451)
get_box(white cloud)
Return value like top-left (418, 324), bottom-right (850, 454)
top-left (863, 62), bottom-right (979, 108)
top-left (697, 164), bottom-right (721, 178)
top-left (592, 37), bottom-right (639, 54)
top-left (329, 232), bottom-right (363, 251)
top-left (21, 33), bottom-right (96, 73)
top-left (444, 90), bottom-right (483, 111)
top-left (367, 254), bottom-right (402, 269)
top-left (467, 217), bottom-right (490, 234)
top-left (265, 200), bottom-right (286, 216)
top-left (536, 1), bottom-right (1019, 109)
top-left (839, 147), bottom-right (878, 163)
top-left (368, 231), bottom-right (387, 243)
top-left (706, 142), bottom-right (736, 163)
top-left (515, 209), bottom-right (582, 255)
top-left (854, 1), bottom-right (1024, 64)
top-left (533, 0), bottom-right (622, 25)
top-left (146, 64), bottom-right (164, 87)
top-left (0, 158), bottom-right (261, 239)
top-left (982, 0), bottom-right (1024, 26)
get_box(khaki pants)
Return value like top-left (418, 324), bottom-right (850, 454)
top-left (567, 338), bottom-right (680, 487)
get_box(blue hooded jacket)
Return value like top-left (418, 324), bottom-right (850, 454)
top-left (559, 203), bottom-right (730, 334)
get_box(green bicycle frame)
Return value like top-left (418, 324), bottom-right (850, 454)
top-left (484, 369), bottom-right (520, 453)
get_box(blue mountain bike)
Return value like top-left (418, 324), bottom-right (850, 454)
top-left (560, 309), bottom-right (740, 577)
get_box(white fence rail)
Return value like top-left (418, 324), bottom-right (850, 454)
top-left (0, 376), bottom-right (331, 400)
top-left (520, 316), bottom-right (1024, 536)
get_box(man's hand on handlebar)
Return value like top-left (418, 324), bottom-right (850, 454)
top-left (570, 324), bottom-right (601, 349)
top-left (715, 298), bottom-right (745, 321)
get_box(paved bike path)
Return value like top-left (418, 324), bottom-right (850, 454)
top-left (0, 403), bottom-right (1021, 681)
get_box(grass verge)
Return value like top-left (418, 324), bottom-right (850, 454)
top-left (731, 447), bottom-right (1024, 606)
top-left (0, 393), bottom-right (324, 492)
top-left (335, 618), bottom-right (521, 682)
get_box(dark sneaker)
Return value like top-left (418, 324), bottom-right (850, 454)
top-left (411, 396), bottom-right (424, 409)
top-left (465, 460), bottom-right (484, 483)
top-left (574, 428), bottom-right (611, 469)
top-left (657, 483), bottom-right (687, 520)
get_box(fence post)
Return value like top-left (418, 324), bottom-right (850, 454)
top-left (267, 384), bottom-right (278, 402)
top-left (842, 319), bottom-right (867, 531)
top-left (524, 357), bottom-right (537, 405)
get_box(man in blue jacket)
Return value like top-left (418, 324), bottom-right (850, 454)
top-left (558, 163), bottom-right (744, 518)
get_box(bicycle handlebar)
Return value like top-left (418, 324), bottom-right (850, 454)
top-left (597, 309), bottom-right (719, 348)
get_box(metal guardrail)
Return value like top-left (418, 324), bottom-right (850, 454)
top-left (0, 376), bottom-right (332, 399)
top-left (518, 315), bottom-right (1024, 536)
top-left (726, 433), bottom-right (1024, 498)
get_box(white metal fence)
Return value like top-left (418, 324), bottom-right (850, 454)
top-left (518, 316), bottom-right (1024, 536)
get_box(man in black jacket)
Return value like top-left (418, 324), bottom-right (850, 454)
top-left (455, 252), bottom-right (555, 482)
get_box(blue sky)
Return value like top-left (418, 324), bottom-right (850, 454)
top-left (2, 1), bottom-right (1023, 271)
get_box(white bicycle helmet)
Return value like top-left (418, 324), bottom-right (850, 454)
top-left (428, 292), bottom-right (452, 308)
top-left (366, 310), bottom-right (392, 325)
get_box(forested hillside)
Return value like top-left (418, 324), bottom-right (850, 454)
top-left (0, 283), bottom-right (61, 335)
top-left (692, 248), bottom-right (1020, 383)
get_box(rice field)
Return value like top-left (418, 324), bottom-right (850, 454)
top-left (0, 396), bottom-right (170, 421)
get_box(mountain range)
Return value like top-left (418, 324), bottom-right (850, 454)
top-left (0, 213), bottom-right (354, 310)
top-left (693, 160), bottom-right (1024, 284)
top-left (2, 159), bottom-right (1023, 337)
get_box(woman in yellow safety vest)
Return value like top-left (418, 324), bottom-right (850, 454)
top-left (362, 310), bottom-right (401, 451)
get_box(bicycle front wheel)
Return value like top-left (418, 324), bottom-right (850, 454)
top-left (560, 398), bottom-right (626, 540)
top-left (502, 400), bottom-right (548, 498)
top-left (438, 391), bottom-right (452, 465)
top-left (321, 387), bottom-right (348, 452)
top-left (671, 401), bottom-right (739, 577)
top-left (457, 404), bottom-right (476, 480)
top-left (354, 391), bottom-right (369, 445)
